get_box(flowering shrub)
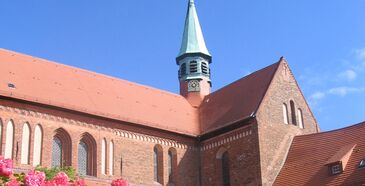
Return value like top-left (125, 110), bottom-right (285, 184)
top-left (111, 178), bottom-right (129, 186)
top-left (0, 156), bottom-right (129, 186)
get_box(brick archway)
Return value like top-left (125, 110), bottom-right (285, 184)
top-left (53, 128), bottom-right (72, 167)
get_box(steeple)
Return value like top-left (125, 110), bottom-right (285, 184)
top-left (176, 0), bottom-right (212, 107)
top-left (176, 0), bottom-right (211, 63)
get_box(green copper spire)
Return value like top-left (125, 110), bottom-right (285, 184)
top-left (177, 0), bottom-right (211, 62)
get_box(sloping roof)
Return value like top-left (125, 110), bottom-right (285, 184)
top-left (274, 121), bottom-right (365, 186)
top-left (0, 49), bottom-right (200, 136)
top-left (199, 62), bottom-right (280, 133)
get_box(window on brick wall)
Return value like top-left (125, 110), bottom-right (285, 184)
top-left (78, 133), bottom-right (97, 176)
top-left (154, 145), bottom-right (163, 184)
top-left (222, 152), bottom-right (230, 186)
top-left (33, 125), bottom-right (43, 166)
top-left (282, 103), bottom-right (289, 124)
top-left (290, 100), bottom-right (297, 125)
top-left (52, 128), bottom-right (72, 168)
top-left (20, 123), bottom-right (31, 164)
top-left (168, 148), bottom-right (177, 185)
top-left (5, 120), bottom-right (14, 159)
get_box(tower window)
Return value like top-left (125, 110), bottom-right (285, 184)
top-left (290, 100), bottom-right (297, 125)
top-left (190, 61), bottom-right (198, 73)
top-left (180, 63), bottom-right (187, 77)
top-left (201, 62), bottom-right (208, 75)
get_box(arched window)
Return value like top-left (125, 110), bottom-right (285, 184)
top-left (290, 100), bottom-right (297, 125)
top-left (78, 133), bottom-right (97, 176)
top-left (101, 138), bottom-right (106, 175)
top-left (216, 147), bottom-right (230, 186)
top-left (168, 148), bottom-right (177, 185)
top-left (222, 152), bottom-right (230, 186)
top-left (21, 123), bottom-right (31, 164)
top-left (52, 137), bottom-right (62, 168)
top-left (109, 141), bottom-right (114, 175)
top-left (298, 109), bottom-right (304, 129)
top-left (154, 145), bottom-right (163, 184)
top-left (282, 103), bottom-right (289, 124)
top-left (52, 128), bottom-right (72, 168)
top-left (33, 125), bottom-right (43, 166)
top-left (4, 120), bottom-right (14, 159)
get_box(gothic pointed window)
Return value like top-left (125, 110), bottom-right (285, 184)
top-left (290, 100), bottom-right (297, 125)
top-left (5, 120), bottom-right (14, 159)
top-left (154, 145), bottom-right (163, 184)
top-left (20, 123), bottom-right (31, 164)
top-left (52, 128), bottom-right (72, 168)
top-left (33, 125), bottom-right (43, 166)
top-left (78, 133), bottom-right (97, 176)
top-left (78, 141), bottom-right (88, 176)
top-left (52, 137), bottom-right (62, 168)
top-left (282, 103), bottom-right (289, 124)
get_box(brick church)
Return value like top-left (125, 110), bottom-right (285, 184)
top-left (1, 0), bottom-right (364, 185)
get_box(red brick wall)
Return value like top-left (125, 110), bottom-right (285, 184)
top-left (0, 98), bottom-right (200, 186)
top-left (200, 124), bottom-right (262, 186)
top-left (256, 60), bottom-right (319, 185)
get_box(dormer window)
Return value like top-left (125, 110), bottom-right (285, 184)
top-left (330, 164), bottom-right (342, 175)
top-left (359, 159), bottom-right (365, 168)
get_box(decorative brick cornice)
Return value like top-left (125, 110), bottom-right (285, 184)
top-left (200, 129), bottom-right (252, 151)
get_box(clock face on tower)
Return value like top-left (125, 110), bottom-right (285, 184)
top-left (188, 80), bottom-right (200, 92)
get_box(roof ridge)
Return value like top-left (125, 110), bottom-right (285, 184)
top-left (0, 48), bottom-right (186, 100)
top-left (208, 61), bottom-right (281, 97)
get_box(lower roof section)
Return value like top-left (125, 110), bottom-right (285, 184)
top-left (274, 121), bottom-right (365, 186)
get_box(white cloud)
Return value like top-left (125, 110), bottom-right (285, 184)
top-left (310, 91), bottom-right (326, 100)
top-left (338, 70), bottom-right (357, 81)
top-left (354, 48), bottom-right (365, 60)
top-left (328, 87), bottom-right (365, 96)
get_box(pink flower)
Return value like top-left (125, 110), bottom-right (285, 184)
top-left (0, 156), bottom-right (13, 177)
top-left (24, 170), bottom-right (45, 186)
top-left (53, 172), bottom-right (69, 185)
top-left (44, 180), bottom-right (56, 186)
top-left (111, 178), bottom-right (129, 186)
top-left (71, 178), bottom-right (86, 186)
top-left (5, 179), bottom-right (20, 186)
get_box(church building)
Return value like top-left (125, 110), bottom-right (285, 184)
top-left (0, 0), bottom-right (364, 185)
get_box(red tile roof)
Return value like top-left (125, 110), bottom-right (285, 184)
top-left (0, 49), bottom-right (199, 136)
top-left (0, 48), bottom-right (281, 136)
top-left (274, 121), bottom-right (365, 186)
top-left (199, 62), bottom-right (280, 133)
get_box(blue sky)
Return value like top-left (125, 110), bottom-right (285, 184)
top-left (1, 0), bottom-right (364, 131)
